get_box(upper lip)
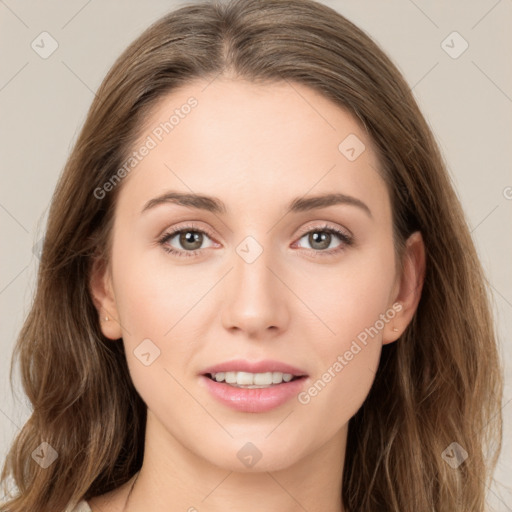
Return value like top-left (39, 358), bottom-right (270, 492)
top-left (201, 359), bottom-right (308, 377)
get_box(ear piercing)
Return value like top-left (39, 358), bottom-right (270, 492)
top-left (104, 316), bottom-right (109, 321)
top-left (392, 301), bottom-right (402, 332)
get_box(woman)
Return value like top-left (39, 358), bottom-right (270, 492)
top-left (0, 0), bottom-right (503, 511)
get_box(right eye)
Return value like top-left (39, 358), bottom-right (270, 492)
top-left (158, 224), bottom-right (217, 258)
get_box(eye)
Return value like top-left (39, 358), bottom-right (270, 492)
top-left (158, 223), bottom-right (353, 259)
top-left (293, 224), bottom-right (353, 255)
top-left (158, 224), bottom-right (216, 258)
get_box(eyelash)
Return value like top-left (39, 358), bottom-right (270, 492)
top-left (157, 223), bottom-right (353, 258)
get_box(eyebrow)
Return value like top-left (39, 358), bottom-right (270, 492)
top-left (141, 191), bottom-right (372, 218)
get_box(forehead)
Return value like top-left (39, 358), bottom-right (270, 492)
top-left (117, 78), bottom-right (389, 220)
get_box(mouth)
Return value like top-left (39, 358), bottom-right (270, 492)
top-left (204, 371), bottom-right (307, 389)
top-left (199, 359), bottom-right (308, 390)
top-left (199, 367), bottom-right (309, 413)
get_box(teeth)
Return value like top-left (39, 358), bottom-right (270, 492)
top-left (210, 371), bottom-right (296, 387)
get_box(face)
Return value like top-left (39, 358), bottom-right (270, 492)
top-left (93, 78), bottom-right (420, 473)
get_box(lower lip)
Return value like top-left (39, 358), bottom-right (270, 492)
top-left (200, 375), bottom-right (308, 413)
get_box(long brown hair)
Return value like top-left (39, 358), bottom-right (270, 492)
top-left (1, 1), bottom-right (503, 510)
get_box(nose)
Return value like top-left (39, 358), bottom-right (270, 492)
top-left (221, 241), bottom-right (289, 337)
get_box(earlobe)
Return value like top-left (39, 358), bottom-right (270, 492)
top-left (89, 256), bottom-right (123, 340)
top-left (383, 231), bottom-right (426, 344)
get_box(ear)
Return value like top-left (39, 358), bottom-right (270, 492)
top-left (89, 255), bottom-right (123, 340)
top-left (382, 231), bottom-right (426, 345)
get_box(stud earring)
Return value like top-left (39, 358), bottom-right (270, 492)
top-left (104, 316), bottom-right (109, 321)
top-left (392, 327), bottom-right (399, 332)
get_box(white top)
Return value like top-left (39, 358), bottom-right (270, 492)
top-left (66, 500), bottom-right (92, 512)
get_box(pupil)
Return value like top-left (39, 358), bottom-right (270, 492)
top-left (181, 231), bottom-right (202, 250)
top-left (310, 231), bottom-right (330, 250)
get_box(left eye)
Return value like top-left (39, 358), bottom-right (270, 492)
top-left (294, 226), bottom-right (352, 253)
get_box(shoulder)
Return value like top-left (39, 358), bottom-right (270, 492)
top-left (66, 500), bottom-right (92, 512)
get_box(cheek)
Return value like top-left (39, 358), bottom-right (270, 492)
top-left (110, 246), bottom-right (208, 384)
top-left (111, 256), bottom-right (194, 413)
top-left (305, 242), bottom-right (396, 348)
top-left (295, 344), bottom-right (379, 449)
top-left (297, 288), bottom-right (390, 438)
top-left (112, 244), bottom-right (199, 339)
top-left (313, 320), bottom-right (383, 406)
top-left (297, 242), bottom-right (395, 418)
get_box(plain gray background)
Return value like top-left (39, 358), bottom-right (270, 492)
top-left (1, 0), bottom-right (511, 508)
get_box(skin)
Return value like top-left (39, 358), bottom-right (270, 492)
top-left (89, 77), bottom-right (425, 512)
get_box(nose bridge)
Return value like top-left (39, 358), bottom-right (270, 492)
top-left (221, 233), bottom-right (288, 334)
